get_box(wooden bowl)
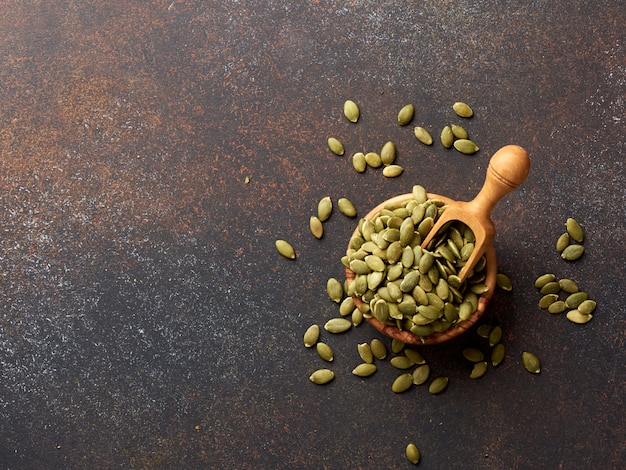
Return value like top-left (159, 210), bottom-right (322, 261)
top-left (345, 193), bottom-right (497, 346)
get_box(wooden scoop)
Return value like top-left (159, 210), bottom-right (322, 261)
top-left (420, 145), bottom-right (530, 282)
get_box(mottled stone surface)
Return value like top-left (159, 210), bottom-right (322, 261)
top-left (0, 1), bottom-right (624, 468)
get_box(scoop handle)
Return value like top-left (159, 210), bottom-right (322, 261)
top-left (467, 145), bottom-right (530, 218)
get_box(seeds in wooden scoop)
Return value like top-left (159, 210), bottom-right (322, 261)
top-left (453, 101), bottom-right (473, 118)
top-left (275, 239), bottom-right (296, 259)
top-left (338, 198), bottom-right (357, 217)
top-left (309, 369), bottom-right (335, 384)
top-left (521, 351), bottom-right (541, 374)
top-left (317, 196), bottom-right (333, 222)
top-left (405, 443), bottom-right (421, 465)
top-left (327, 137), bottom-right (344, 155)
top-left (310, 216), bottom-right (324, 239)
top-left (343, 99), bottom-right (360, 122)
top-left (414, 126), bottom-right (433, 145)
top-left (397, 104), bottom-right (415, 126)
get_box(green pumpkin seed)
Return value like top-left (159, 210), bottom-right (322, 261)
top-left (275, 239), bottom-right (296, 259)
top-left (561, 244), bottom-right (584, 261)
top-left (451, 124), bottom-right (468, 139)
top-left (440, 125), bottom-right (454, 148)
top-left (491, 343), bottom-right (505, 367)
top-left (565, 291), bottom-right (588, 309)
top-left (380, 141), bottom-right (396, 166)
top-left (548, 300), bottom-right (568, 314)
top-left (303, 324), bottom-right (320, 348)
top-left (477, 324), bottom-right (493, 338)
top-left (470, 361), bottom-right (488, 379)
top-left (453, 139), bottom-right (479, 155)
top-left (382, 165), bottom-right (404, 178)
top-left (338, 197), bottom-right (357, 217)
top-left (414, 126), bottom-right (433, 145)
top-left (521, 351), bottom-right (541, 374)
top-left (566, 309), bottom-right (593, 324)
top-left (392, 373), bottom-right (414, 393)
top-left (327, 137), bottom-right (344, 155)
top-left (535, 273), bottom-right (556, 289)
top-left (343, 99), bottom-right (360, 122)
top-left (412, 364), bottom-right (430, 385)
top-left (364, 151), bottom-right (382, 168)
top-left (404, 349), bottom-right (426, 365)
top-left (556, 232), bottom-right (570, 252)
top-left (317, 196), bottom-right (333, 222)
top-left (390, 356), bottom-right (414, 370)
top-left (316, 342), bottom-right (334, 362)
top-left (326, 277), bottom-right (344, 303)
top-left (324, 317), bottom-right (352, 333)
top-left (462, 347), bottom-right (484, 362)
top-left (310, 216), bottom-right (324, 239)
top-left (538, 294), bottom-right (559, 309)
top-left (405, 443), bottom-right (421, 465)
top-left (488, 325), bottom-right (502, 347)
top-left (496, 273), bottom-right (513, 291)
top-left (352, 308), bottom-right (363, 326)
top-left (397, 104), bottom-right (415, 126)
top-left (577, 299), bottom-right (596, 315)
top-left (339, 296), bottom-right (356, 316)
top-left (352, 363), bottom-right (377, 377)
top-left (559, 278), bottom-right (579, 293)
top-left (309, 368), bottom-right (335, 384)
top-left (565, 217), bottom-right (584, 243)
top-left (453, 101), bottom-right (473, 118)
top-left (540, 281), bottom-right (561, 295)
top-left (428, 376), bottom-right (449, 394)
top-left (358, 343), bottom-right (374, 364)
top-left (391, 338), bottom-right (405, 354)
top-left (352, 152), bottom-right (367, 173)
top-left (370, 338), bottom-right (387, 360)
top-left (412, 185), bottom-right (428, 203)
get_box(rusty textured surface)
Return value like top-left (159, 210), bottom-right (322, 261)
top-left (0, 1), bottom-right (624, 468)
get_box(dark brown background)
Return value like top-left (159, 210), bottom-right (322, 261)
top-left (1, 1), bottom-right (624, 468)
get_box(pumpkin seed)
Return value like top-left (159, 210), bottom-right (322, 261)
top-left (538, 294), bottom-right (559, 309)
top-left (275, 239), bottom-right (296, 259)
top-left (548, 300), bottom-right (568, 314)
top-left (491, 343), bottom-right (505, 367)
top-left (326, 277), bottom-right (344, 303)
top-left (364, 151), bottom-right (383, 168)
top-left (561, 244), bottom-right (584, 261)
top-left (391, 338), bottom-right (405, 354)
top-left (566, 309), bottom-right (593, 324)
top-left (390, 355), bottom-right (414, 370)
top-left (577, 299), bottom-right (596, 315)
top-left (535, 273), bottom-right (556, 289)
top-left (470, 361), bottom-right (488, 379)
top-left (310, 216), bottom-right (324, 239)
top-left (440, 125), bottom-right (454, 148)
top-left (338, 198), bottom-right (357, 217)
top-left (453, 101), bottom-right (473, 118)
top-left (521, 351), bottom-right (541, 374)
top-left (453, 139), bottom-right (479, 155)
top-left (382, 164), bottom-right (404, 178)
top-left (309, 368), bottom-right (335, 384)
top-left (343, 99), bottom-right (360, 122)
top-left (316, 342), bottom-right (334, 362)
top-left (303, 324), bottom-right (320, 348)
top-left (565, 217), bottom-right (584, 243)
top-left (488, 325), bottom-right (502, 347)
top-left (462, 347), bottom-right (484, 362)
top-left (317, 196), bottom-right (333, 222)
top-left (412, 185), bottom-right (428, 203)
top-left (412, 364), bottom-right (430, 385)
top-left (380, 141), bottom-right (396, 165)
top-left (556, 232), bottom-right (570, 252)
top-left (370, 338), bottom-right (387, 360)
top-left (397, 104), bottom-right (415, 126)
top-left (540, 281), bottom-right (561, 295)
top-left (324, 317), bottom-right (352, 333)
top-left (358, 343), bottom-right (374, 364)
top-left (405, 443), bottom-right (421, 465)
top-left (404, 349), bottom-right (426, 365)
top-left (339, 296), bottom-right (356, 316)
top-left (559, 278), bottom-right (579, 293)
top-left (352, 152), bottom-right (367, 173)
top-left (352, 308), bottom-right (363, 326)
top-left (414, 126), bottom-right (433, 145)
top-left (392, 373), bottom-right (414, 393)
top-left (477, 324), bottom-right (493, 338)
top-left (565, 291), bottom-right (588, 309)
top-left (496, 273), bottom-right (513, 291)
top-left (352, 363), bottom-right (377, 377)
top-left (451, 124), bottom-right (468, 139)
top-left (428, 376), bottom-right (449, 394)
top-left (327, 137), bottom-right (344, 155)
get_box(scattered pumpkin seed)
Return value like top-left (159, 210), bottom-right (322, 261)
top-left (391, 339), bottom-right (405, 354)
top-left (491, 343), bottom-right (505, 367)
top-left (370, 339), bottom-right (387, 360)
top-left (390, 355), bottom-right (414, 370)
top-left (565, 291), bottom-right (588, 309)
top-left (548, 300), bottom-right (568, 314)
top-left (577, 299), bottom-right (596, 315)
top-left (343, 99), bottom-right (360, 122)
top-left (324, 317), bottom-right (352, 333)
top-left (380, 141), bottom-right (396, 166)
top-left (559, 278), bottom-right (579, 293)
top-left (453, 139), bottom-right (479, 155)
top-left (352, 307), bottom-right (364, 326)
top-left (339, 296), bottom-right (356, 316)
top-left (561, 244), bottom-right (584, 261)
top-left (565, 218), bottom-right (584, 243)
top-left (566, 309), bottom-right (593, 324)
top-left (316, 342), bottom-right (334, 362)
top-left (404, 348), bottom-right (426, 365)
top-left (382, 164), bottom-right (404, 178)
top-left (450, 124), bottom-right (468, 139)
top-left (303, 324), bottom-right (320, 348)
top-left (327, 137), bottom-right (344, 155)
top-left (440, 125), bottom-right (454, 148)
top-left (488, 326), bottom-right (502, 347)
top-left (357, 343), bottom-right (374, 364)
top-left (428, 376), bottom-right (449, 394)
top-left (352, 363), bottom-right (377, 377)
top-left (470, 361), bottom-right (488, 379)
top-left (397, 104), bottom-right (415, 126)
top-left (535, 273), bottom-right (556, 289)
top-left (412, 364), bottom-right (430, 385)
top-left (540, 281), bottom-right (561, 295)
top-left (317, 196), bottom-right (333, 222)
top-left (326, 277), bottom-right (344, 303)
top-left (309, 369), bottom-right (335, 384)
top-left (462, 348), bottom-right (484, 362)
top-left (477, 324), bottom-right (493, 338)
top-left (556, 232), bottom-right (570, 252)
top-left (453, 101), bottom-right (473, 118)
top-left (364, 151), bottom-right (383, 168)
top-left (414, 126), bottom-right (433, 145)
top-left (338, 197), bottom-right (357, 217)
top-left (405, 443), bottom-right (421, 465)
top-left (539, 294), bottom-right (559, 309)
top-left (352, 152), bottom-right (367, 173)
top-left (392, 373), bottom-right (414, 393)
top-left (275, 239), bottom-right (296, 259)
top-left (521, 351), bottom-right (541, 374)
top-left (310, 216), bottom-right (324, 239)
top-left (496, 273), bottom-right (513, 291)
